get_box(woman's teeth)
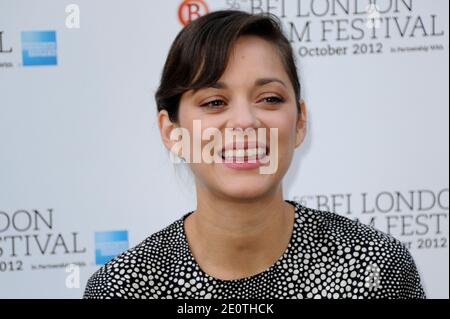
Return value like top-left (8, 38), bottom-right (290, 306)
top-left (221, 147), bottom-right (267, 160)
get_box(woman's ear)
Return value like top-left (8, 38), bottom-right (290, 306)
top-left (295, 99), bottom-right (307, 148)
top-left (158, 110), bottom-right (178, 153)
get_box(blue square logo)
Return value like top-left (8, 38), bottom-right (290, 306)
top-left (21, 31), bottom-right (57, 66)
top-left (95, 230), bottom-right (129, 265)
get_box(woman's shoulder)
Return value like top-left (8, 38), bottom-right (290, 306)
top-left (297, 202), bottom-right (406, 251)
top-left (295, 202), bottom-right (426, 298)
top-left (83, 216), bottom-right (185, 299)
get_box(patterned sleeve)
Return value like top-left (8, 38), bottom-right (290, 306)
top-left (398, 248), bottom-right (426, 299)
top-left (378, 239), bottom-right (427, 299)
top-left (83, 267), bottom-right (112, 299)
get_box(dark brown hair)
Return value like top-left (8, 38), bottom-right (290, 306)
top-left (155, 10), bottom-right (301, 123)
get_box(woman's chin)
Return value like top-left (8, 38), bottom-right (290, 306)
top-left (194, 165), bottom-right (285, 200)
top-left (215, 180), bottom-right (276, 201)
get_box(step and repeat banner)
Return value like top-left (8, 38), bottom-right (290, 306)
top-left (0, 0), bottom-right (448, 298)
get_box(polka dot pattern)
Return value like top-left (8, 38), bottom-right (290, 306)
top-left (84, 200), bottom-right (426, 299)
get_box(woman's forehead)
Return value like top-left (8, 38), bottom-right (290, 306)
top-left (229, 36), bottom-right (283, 64)
top-left (222, 37), bottom-right (288, 76)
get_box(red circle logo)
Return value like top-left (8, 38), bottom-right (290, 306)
top-left (178, 0), bottom-right (209, 26)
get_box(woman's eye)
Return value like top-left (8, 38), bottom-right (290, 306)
top-left (201, 99), bottom-right (225, 109)
top-left (261, 96), bottom-right (284, 105)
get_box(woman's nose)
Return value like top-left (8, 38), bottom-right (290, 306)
top-left (226, 99), bottom-right (260, 130)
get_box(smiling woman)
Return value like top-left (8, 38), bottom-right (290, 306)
top-left (83, 10), bottom-right (426, 299)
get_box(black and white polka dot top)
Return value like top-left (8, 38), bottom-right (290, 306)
top-left (84, 200), bottom-right (426, 299)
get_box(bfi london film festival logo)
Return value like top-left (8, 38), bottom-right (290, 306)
top-left (178, 0), bottom-right (209, 26)
top-left (0, 208), bottom-right (87, 277)
top-left (294, 188), bottom-right (449, 251)
top-left (222, 0), bottom-right (445, 58)
top-left (0, 207), bottom-right (129, 289)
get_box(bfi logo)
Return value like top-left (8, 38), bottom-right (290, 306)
top-left (178, 0), bottom-right (209, 26)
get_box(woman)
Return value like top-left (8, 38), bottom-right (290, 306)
top-left (84, 10), bottom-right (425, 299)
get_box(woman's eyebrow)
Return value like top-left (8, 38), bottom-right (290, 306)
top-left (255, 78), bottom-right (287, 88)
top-left (192, 82), bottom-right (227, 95)
top-left (192, 78), bottom-right (286, 95)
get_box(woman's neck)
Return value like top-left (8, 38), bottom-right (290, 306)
top-left (183, 184), bottom-right (295, 281)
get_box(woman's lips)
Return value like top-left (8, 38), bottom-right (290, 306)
top-left (217, 141), bottom-right (269, 170)
top-left (222, 160), bottom-right (264, 170)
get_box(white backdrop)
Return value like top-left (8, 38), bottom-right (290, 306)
top-left (0, 0), bottom-right (448, 298)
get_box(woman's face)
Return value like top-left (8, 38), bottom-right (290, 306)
top-left (161, 35), bottom-right (307, 200)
